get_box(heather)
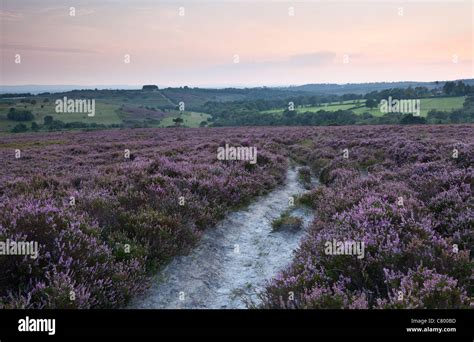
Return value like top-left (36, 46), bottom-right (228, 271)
top-left (260, 125), bottom-right (473, 309)
top-left (0, 125), bottom-right (472, 309)
top-left (0, 127), bottom-right (294, 308)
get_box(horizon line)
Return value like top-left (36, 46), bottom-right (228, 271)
top-left (1, 77), bottom-right (474, 91)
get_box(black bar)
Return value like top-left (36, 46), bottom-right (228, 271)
top-left (0, 309), bottom-right (472, 338)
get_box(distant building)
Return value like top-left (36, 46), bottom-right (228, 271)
top-left (142, 85), bottom-right (159, 91)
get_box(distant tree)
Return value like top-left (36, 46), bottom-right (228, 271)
top-left (427, 110), bottom-right (449, 122)
top-left (400, 114), bottom-right (426, 125)
top-left (43, 98), bottom-right (49, 103)
top-left (199, 120), bottom-right (207, 127)
top-left (454, 81), bottom-right (466, 96)
top-left (173, 117), bottom-right (184, 127)
top-left (443, 81), bottom-right (456, 95)
top-left (449, 110), bottom-right (464, 123)
top-left (365, 98), bottom-right (377, 109)
top-left (360, 112), bottom-right (373, 120)
top-left (283, 108), bottom-right (296, 119)
top-left (142, 85), bottom-right (159, 91)
top-left (11, 123), bottom-right (28, 133)
top-left (7, 108), bottom-right (34, 121)
top-left (31, 122), bottom-right (39, 131)
top-left (43, 115), bottom-right (54, 125)
top-left (48, 119), bottom-right (65, 130)
top-left (30, 99), bottom-right (37, 105)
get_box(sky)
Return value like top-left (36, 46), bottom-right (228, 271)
top-left (1, 0), bottom-right (473, 87)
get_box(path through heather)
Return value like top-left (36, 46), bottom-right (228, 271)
top-left (130, 167), bottom-right (314, 309)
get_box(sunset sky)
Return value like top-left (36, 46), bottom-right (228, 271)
top-left (1, 0), bottom-right (473, 87)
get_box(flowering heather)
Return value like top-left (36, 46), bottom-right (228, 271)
top-left (0, 125), bottom-right (472, 309)
top-left (260, 124), bottom-right (473, 309)
top-left (0, 127), bottom-right (292, 308)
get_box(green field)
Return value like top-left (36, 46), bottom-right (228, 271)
top-left (262, 97), bottom-right (465, 117)
top-left (352, 96), bottom-right (465, 117)
top-left (0, 100), bottom-right (211, 131)
top-left (303, 102), bottom-right (362, 113)
top-left (262, 100), bottom-right (364, 114)
top-left (0, 100), bottom-right (123, 131)
top-left (159, 111), bottom-right (211, 128)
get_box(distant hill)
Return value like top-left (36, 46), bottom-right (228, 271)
top-left (0, 85), bottom-right (141, 94)
top-left (280, 79), bottom-right (474, 95)
top-left (2, 79), bottom-right (474, 96)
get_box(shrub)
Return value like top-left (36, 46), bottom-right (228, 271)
top-left (7, 109), bottom-right (34, 121)
top-left (297, 166), bottom-right (312, 189)
top-left (271, 213), bottom-right (303, 232)
top-left (11, 123), bottom-right (28, 133)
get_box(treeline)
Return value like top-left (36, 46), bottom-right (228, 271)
top-left (10, 115), bottom-right (124, 133)
top-left (364, 86), bottom-right (433, 102)
top-left (0, 93), bottom-right (33, 98)
top-left (209, 110), bottom-right (428, 127)
top-left (208, 95), bottom-right (474, 127)
top-left (365, 81), bottom-right (473, 102)
top-left (209, 110), bottom-right (471, 127)
top-left (10, 121), bottom-right (124, 133)
top-left (442, 81), bottom-right (474, 96)
top-left (9, 112), bottom-right (162, 133)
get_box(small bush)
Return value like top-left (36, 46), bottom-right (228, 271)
top-left (11, 123), bottom-right (28, 133)
top-left (271, 213), bottom-right (303, 232)
top-left (297, 166), bottom-right (311, 189)
top-left (7, 109), bottom-right (34, 121)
